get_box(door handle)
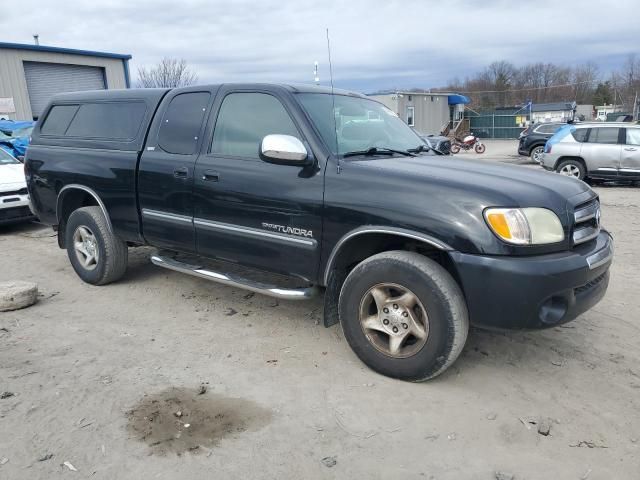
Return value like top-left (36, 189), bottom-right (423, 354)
top-left (202, 170), bottom-right (220, 182)
top-left (173, 167), bottom-right (189, 178)
top-left (624, 147), bottom-right (637, 151)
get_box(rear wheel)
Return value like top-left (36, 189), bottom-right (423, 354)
top-left (530, 145), bottom-right (544, 163)
top-left (65, 206), bottom-right (128, 285)
top-left (474, 143), bottom-right (486, 154)
top-left (450, 144), bottom-right (460, 154)
top-left (338, 251), bottom-right (469, 381)
top-left (556, 159), bottom-right (586, 180)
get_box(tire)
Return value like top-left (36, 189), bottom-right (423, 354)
top-left (530, 145), bottom-right (544, 163)
top-left (65, 206), bottom-right (128, 285)
top-left (338, 251), bottom-right (469, 381)
top-left (556, 159), bottom-right (586, 180)
top-left (450, 144), bottom-right (460, 154)
top-left (474, 143), bottom-right (486, 154)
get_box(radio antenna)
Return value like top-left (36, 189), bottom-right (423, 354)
top-left (326, 28), bottom-right (340, 173)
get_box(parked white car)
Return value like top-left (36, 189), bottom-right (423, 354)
top-left (0, 148), bottom-right (34, 225)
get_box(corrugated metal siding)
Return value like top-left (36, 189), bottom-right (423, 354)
top-left (0, 48), bottom-right (127, 120)
top-left (24, 62), bottom-right (106, 117)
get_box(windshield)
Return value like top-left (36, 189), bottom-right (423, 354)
top-left (297, 93), bottom-right (424, 156)
top-left (0, 148), bottom-right (19, 164)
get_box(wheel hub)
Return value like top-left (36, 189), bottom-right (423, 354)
top-left (73, 225), bottom-right (99, 271)
top-left (359, 283), bottom-right (429, 359)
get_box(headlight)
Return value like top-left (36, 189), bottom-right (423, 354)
top-left (484, 207), bottom-right (564, 245)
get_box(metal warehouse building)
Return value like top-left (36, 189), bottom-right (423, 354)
top-left (0, 42), bottom-right (131, 120)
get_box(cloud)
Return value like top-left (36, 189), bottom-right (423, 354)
top-left (1, 0), bottom-right (637, 91)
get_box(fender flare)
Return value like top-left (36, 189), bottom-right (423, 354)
top-left (56, 184), bottom-right (114, 233)
top-left (322, 226), bottom-right (453, 285)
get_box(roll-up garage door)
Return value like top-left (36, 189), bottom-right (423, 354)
top-left (23, 61), bottom-right (106, 118)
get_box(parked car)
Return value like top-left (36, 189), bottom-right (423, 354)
top-left (0, 148), bottom-right (34, 225)
top-left (418, 134), bottom-right (451, 155)
top-left (25, 84), bottom-right (613, 381)
top-left (540, 123), bottom-right (640, 181)
top-left (518, 122), bottom-right (565, 162)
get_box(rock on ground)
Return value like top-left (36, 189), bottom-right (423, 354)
top-left (0, 281), bottom-right (38, 312)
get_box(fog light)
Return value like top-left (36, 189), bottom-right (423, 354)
top-left (538, 296), bottom-right (568, 325)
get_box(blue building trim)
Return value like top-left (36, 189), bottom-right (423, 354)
top-left (122, 59), bottom-right (131, 88)
top-left (0, 42), bottom-right (132, 60)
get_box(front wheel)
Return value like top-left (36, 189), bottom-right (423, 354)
top-left (65, 206), bottom-right (128, 285)
top-left (474, 143), bottom-right (486, 154)
top-left (450, 144), bottom-right (460, 154)
top-left (338, 251), bottom-right (469, 381)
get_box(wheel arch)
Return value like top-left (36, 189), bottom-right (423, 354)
top-left (323, 227), bottom-right (454, 286)
top-left (56, 185), bottom-right (113, 248)
top-left (529, 142), bottom-right (546, 155)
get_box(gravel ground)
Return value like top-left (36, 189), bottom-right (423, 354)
top-left (1, 143), bottom-right (639, 479)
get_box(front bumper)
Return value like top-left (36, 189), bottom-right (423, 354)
top-left (450, 231), bottom-right (613, 329)
top-left (0, 193), bottom-right (34, 225)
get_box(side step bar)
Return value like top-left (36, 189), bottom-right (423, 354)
top-left (150, 254), bottom-right (319, 301)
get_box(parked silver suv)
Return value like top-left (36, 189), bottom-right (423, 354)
top-left (540, 123), bottom-right (640, 181)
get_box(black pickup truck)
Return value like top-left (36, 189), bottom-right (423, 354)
top-left (25, 84), bottom-right (613, 381)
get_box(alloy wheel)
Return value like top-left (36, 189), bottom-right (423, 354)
top-left (358, 283), bottom-right (429, 358)
top-left (73, 225), bottom-right (99, 270)
top-left (559, 164), bottom-right (581, 177)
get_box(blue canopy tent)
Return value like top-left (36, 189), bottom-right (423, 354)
top-left (447, 94), bottom-right (471, 105)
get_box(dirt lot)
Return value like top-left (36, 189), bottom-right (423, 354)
top-left (1, 145), bottom-right (639, 479)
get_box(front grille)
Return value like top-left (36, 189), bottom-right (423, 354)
top-left (572, 199), bottom-right (600, 246)
top-left (574, 272), bottom-right (606, 295)
top-left (1, 187), bottom-right (28, 197)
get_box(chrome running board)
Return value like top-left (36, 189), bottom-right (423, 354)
top-left (150, 253), bottom-right (319, 300)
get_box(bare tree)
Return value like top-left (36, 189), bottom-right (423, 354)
top-left (137, 58), bottom-right (198, 88)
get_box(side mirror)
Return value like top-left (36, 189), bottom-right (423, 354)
top-left (260, 134), bottom-right (310, 166)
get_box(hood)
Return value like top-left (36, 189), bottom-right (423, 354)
top-left (0, 163), bottom-right (27, 192)
top-left (351, 154), bottom-right (589, 210)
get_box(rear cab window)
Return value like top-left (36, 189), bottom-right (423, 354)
top-left (40, 102), bottom-right (147, 141)
top-left (157, 92), bottom-right (211, 155)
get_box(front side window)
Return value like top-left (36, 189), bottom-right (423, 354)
top-left (212, 93), bottom-right (300, 158)
top-left (588, 127), bottom-right (620, 144)
top-left (407, 106), bottom-right (415, 127)
top-left (297, 93), bottom-right (424, 155)
top-left (626, 128), bottom-right (640, 146)
top-left (158, 92), bottom-right (210, 155)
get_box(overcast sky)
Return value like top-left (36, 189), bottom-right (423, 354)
top-left (1, 0), bottom-right (637, 92)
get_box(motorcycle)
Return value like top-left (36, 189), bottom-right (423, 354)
top-left (450, 133), bottom-right (486, 154)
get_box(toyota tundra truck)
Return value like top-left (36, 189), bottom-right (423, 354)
top-left (24, 84), bottom-right (613, 381)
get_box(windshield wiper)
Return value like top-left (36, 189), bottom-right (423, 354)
top-left (342, 147), bottom-right (416, 158)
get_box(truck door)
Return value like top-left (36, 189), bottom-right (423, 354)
top-left (138, 88), bottom-right (215, 252)
top-left (192, 89), bottom-right (324, 282)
